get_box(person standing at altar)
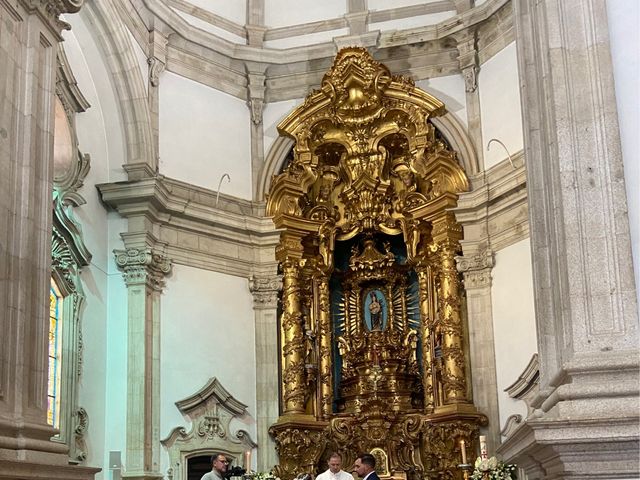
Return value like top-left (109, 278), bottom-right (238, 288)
top-left (201, 453), bottom-right (228, 480)
top-left (353, 454), bottom-right (379, 480)
top-left (317, 453), bottom-right (354, 480)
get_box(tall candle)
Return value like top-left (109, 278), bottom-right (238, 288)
top-left (479, 435), bottom-right (488, 460)
top-left (460, 439), bottom-right (467, 464)
top-left (244, 450), bottom-right (251, 471)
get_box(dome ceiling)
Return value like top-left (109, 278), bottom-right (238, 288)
top-left (160, 0), bottom-right (460, 48)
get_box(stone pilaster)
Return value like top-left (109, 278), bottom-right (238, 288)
top-left (147, 29), bottom-right (167, 174)
top-left (246, 0), bottom-right (266, 47)
top-left (500, 1), bottom-right (640, 477)
top-left (455, 31), bottom-right (484, 168)
top-left (246, 63), bottom-right (267, 200)
top-left (115, 248), bottom-right (172, 480)
top-left (249, 274), bottom-right (281, 472)
top-left (0, 0), bottom-right (97, 478)
top-left (456, 248), bottom-right (501, 451)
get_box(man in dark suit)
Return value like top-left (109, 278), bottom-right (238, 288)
top-left (353, 453), bottom-right (379, 480)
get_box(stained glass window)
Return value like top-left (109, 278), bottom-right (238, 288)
top-left (47, 280), bottom-right (63, 429)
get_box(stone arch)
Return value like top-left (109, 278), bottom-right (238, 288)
top-left (82, 1), bottom-right (155, 177)
top-left (256, 112), bottom-right (479, 201)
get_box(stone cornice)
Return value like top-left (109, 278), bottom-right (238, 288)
top-left (454, 151), bottom-right (528, 252)
top-left (98, 175), bottom-right (280, 278)
top-left (121, 0), bottom-right (513, 102)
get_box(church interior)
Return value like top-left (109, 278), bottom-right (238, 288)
top-left (0, 1), bottom-right (638, 480)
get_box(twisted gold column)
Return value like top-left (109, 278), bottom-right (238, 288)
top-left (280, 256), bottom-right (307, 414)
top-left (316, 275), bottom-right (333, 419)
top-left (432, 213), bottom-right (469, 405)
top-left (416, 261), bottom-right (436, 412)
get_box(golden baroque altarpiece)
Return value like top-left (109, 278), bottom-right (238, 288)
top-left (267, 48), bottom-right (486, 480)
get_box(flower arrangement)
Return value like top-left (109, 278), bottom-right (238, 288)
top-left (471, 456), bottom-right (517, 480)
top-left (253, 472), bottom-right (278, 480)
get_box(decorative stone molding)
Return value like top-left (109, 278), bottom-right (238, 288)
top-left (148, 56), bottom-right (165, 87)
top-left (454, 151), bottom-right (528, 252)
top-left (249, 275), bottom-right (281, 310)
top-left (50, 42), bottom-right (93, 464)
top-left (23, 0), bottom-right (85, 34)
top-left (456, 249), bottom-right (494, 289)
top-left (499, 414), bottom-right (522, 438)
top-left (114, 248), bottom-right (172, 291)
top-left (162, 378), bottom-right (257, 480)
top-left (118, 0), bottom-right (512, 103)
top-left (98, 176), bottom-right (280, 279)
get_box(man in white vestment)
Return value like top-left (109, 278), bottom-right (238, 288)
top-left (316, 453), bottom-right (354, 480)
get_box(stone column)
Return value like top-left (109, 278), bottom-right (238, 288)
top-left (0, 1), bottom-right (97, 478)
top-left (249, 275), bottom-right (281, 471)
top-left (499, 1), bottom-right (640, 477)
top-left (115, 248), bottom-right (172, 480)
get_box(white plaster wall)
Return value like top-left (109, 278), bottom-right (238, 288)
top-left (491, 239), bottom-right (538, 434)
top-left (160, 265), bottom-right (257, 474)
top-left (416, 74), bottom-right (468, 128)
top-left (159, 72), bottom-right (252, 198)
top-left (173, 10), bottom-right (247, 44)
top-left (187, 0), bottom-right (246, 24)
top-left (104, 231), bottom-right (129, 476)
top-left (263, 99), bottom-right (301, 159)
top-left (61, 19), bottom-right (134, 477)
top-left (607, 0), bottom-right (640, 306)
top-left (264, 0), bottom-right (346, 27)
top-left (478, 42), bottom-right (524, 169)
top-left (370, 11), bottom-right (456, 32)
top-left (67, 10), bottom-right (128, 182)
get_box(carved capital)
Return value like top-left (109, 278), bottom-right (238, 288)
top-left (249, 275), bottom-right (282, 309)
top-left (457, 249), bottom-right (493, 288)
top-left (114, 248), bottom-right (172, 291)
top-left (456, 249), bottom-right (494, 272)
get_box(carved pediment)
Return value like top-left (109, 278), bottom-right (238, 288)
top-left (162, 378), bottom-right (257, 480)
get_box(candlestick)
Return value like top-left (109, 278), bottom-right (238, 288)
top-left (244, 450), bottom-right (251, 471)
top-left (479, 435), bottom-right (487, 460)
top-left (460, 439), bottom-right (467, 464)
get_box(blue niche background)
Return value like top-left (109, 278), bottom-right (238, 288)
top-left (330, 233), bottom-right (422, 412)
